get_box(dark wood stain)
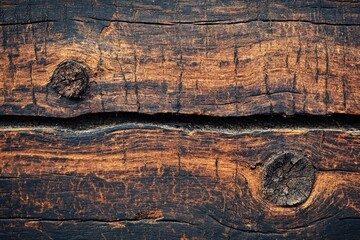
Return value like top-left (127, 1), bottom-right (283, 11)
top-left (0, 125), bottom-right (359, 239)
top-left (0, 1), bottom-right (359, 239)
top-left (0, 0), bottom-right (359, 117)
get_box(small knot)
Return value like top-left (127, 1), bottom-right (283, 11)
top-left (50, 60), bottom-right (89, 99)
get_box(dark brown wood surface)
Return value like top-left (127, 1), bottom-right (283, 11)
top-left (1, 1), bottom-right (360, 239)
top-left (0, 124), bottom-right (359, 239)
top-left (0, 0), bottom-right (359, 117)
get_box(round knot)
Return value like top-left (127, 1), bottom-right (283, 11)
top-left (262, 151), bottom-right (315, 207)
top-left (50, 60), bottom-right (89, 98)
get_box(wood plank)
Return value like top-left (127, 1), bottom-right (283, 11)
top-left (0, 0), bottom-right (359, 117)
top-left (0, 124), bottom-right (359, 239)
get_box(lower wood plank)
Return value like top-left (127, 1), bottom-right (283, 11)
top-left (0, 125), bottom-right (359, 239)
top-left (1, 217), bottom-right (359, 240)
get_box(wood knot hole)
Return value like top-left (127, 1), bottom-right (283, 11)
top-left (50, 60), bottom-right (89, 98)
top-left (262, 151), bottom-right (315, 207)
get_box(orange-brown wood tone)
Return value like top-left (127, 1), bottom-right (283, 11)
top-left (0, 124), bottom-right (359, 239)
top-left (0, 1), bottom-right (359, 239)
top-left (0, 0), bottom-right (359, 117)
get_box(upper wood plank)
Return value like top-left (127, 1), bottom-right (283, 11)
top-left (0, 0), bottom-right (359, 117)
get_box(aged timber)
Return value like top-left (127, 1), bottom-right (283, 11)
top-left (1, 1), bottom-right (360, 239)
top-left (0, 120), bottom-right (359, 239)
top-left (0, 0), bottom-right (359, 117)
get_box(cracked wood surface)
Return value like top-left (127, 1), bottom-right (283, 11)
top-left (0, 125), bottom-right (359, 239)
top-left (0, 0), bottom-right (360, 117)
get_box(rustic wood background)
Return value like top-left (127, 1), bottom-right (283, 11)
top-left (0, 0), bottom-right (359, 117)
top-left (0, 0), bottom-right (359, 239)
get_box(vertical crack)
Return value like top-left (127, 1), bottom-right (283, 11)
top-left (324, 41), bottom-right (330, 114)
top-left (173, 1), bottom-right (183, 114)
top-left (131, 0), bottom-right (140, 112)
top-left (29, 62), bottom-right (38, 115)
top-left (233, 44), bottom-right (239, 114)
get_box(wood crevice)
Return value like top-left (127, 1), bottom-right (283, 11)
top-left (72, 16), bottom-right (360, 27)
top-left (0, 113), bottom-right (359, 132)
top-left (3, 17), bottom-right (359, 28)
top-left (207, 214), bottom-right (283, 235)
top-left (0, 217), bottom-right (196, 225)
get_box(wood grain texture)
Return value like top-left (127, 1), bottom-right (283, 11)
top-left (0, 124), bottom-right (359, 239)
top-left (0, 0), bottom-right (360, 117)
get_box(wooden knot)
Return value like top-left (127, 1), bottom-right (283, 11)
top-left (50, 60), bottom-right (89, 98)
top-left (262, 151), bottom-right (315, 207)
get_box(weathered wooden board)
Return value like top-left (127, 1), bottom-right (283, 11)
top-left (1, 0), bottom-right (360, 117)
top-left (0, 125), bottom-right (359, 239)
top-left (1, 1), bottom-right (360, 239)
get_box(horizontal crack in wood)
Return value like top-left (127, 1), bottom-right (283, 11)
top-left (0, 113), bottom-right (359, 132)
